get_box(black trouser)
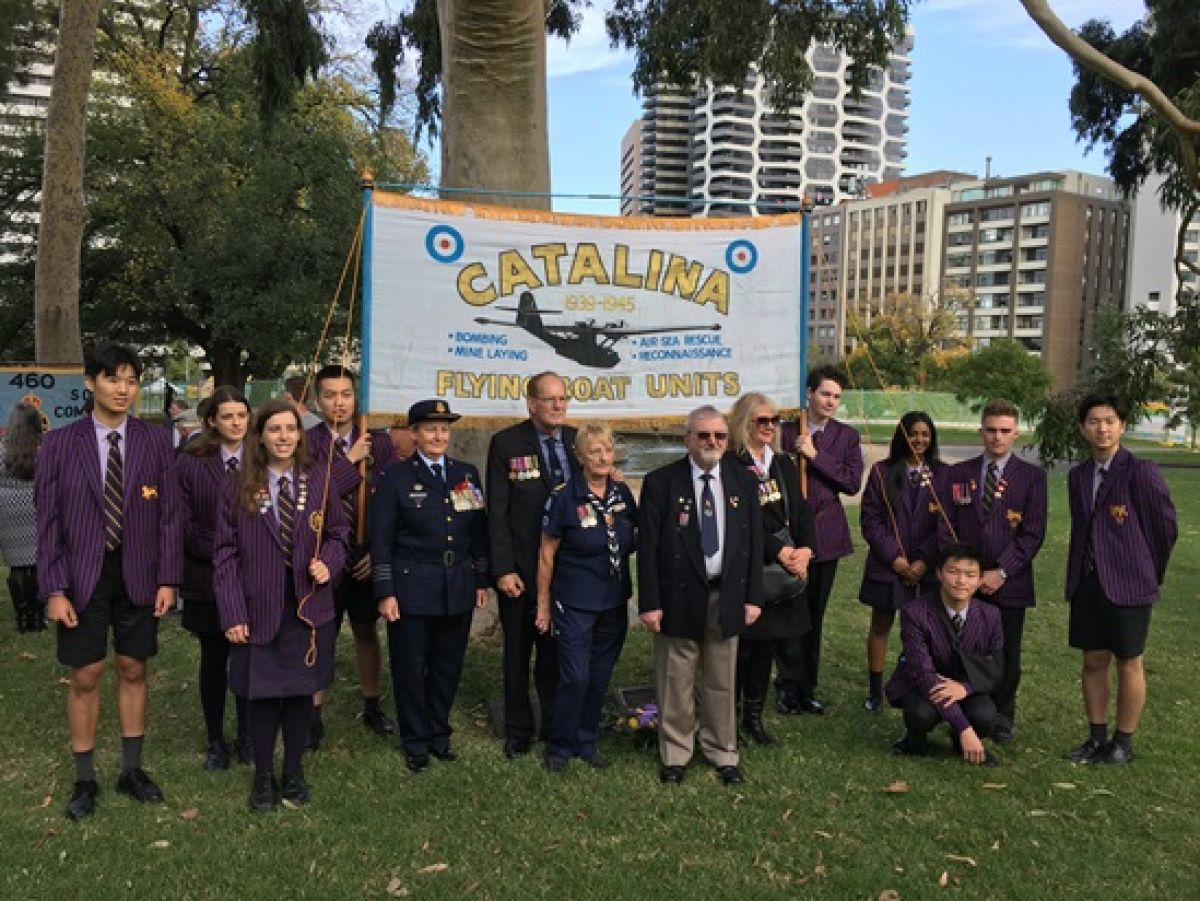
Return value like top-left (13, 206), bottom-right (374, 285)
top-left (902, 691), bottom-right (997, 746)
top-left (7, 565), bottom-right (43, 631)
top-left (775, 560), bottom-right (839, 698)
top-left (498, 593), bottom-right (557, 742)
top-left (737, 639), bottom-right (775, 708)
top-left (386, 611), bottom-right (472, 757)
top-left (994, 606), bottom-right (1026, 724)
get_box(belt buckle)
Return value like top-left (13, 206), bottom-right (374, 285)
top-left (443, 550), bottom-right (456, 567)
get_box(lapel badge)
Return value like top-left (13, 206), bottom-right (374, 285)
top-left (1109, 504), bottom-right (1129, 525)
top-left (1006, 509), bottom-right (1023, 527)
top-left (309, 510), bottom-right (324, 532)
top-left (140, 485), bottom-right (159, 500)
top-left (729, 495), bottom-right (740, 508)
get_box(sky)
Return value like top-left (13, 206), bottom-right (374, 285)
top-left (356, 1), bottom-right (1146, 214)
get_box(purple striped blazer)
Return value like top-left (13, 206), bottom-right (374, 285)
top-left (860, 460), bottom-right (946, 592)
top-left (35, 415), bottom-right (182, 610)
top-left (178, 451), bottom-right (236, 603)
top-left (1066, 448), bottom-right (1177, 606)
top-left (938, 455), bottom-right (1047, 609)
top-left (885, 593), bottom-right (1004, 733)
top-left (212, 466), bottom-right (349, 645)
top-left (782, 417), bottom-right (863, 561)
top-left (306, 424), bottom-right (395, 526)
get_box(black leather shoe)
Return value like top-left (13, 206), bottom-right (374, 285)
top-left (582, 753), bottom-right (610, 770)
top-left (740, 700), bottom-right (776, 745)
top-left (305, 715), bottom-right (325, 752)
top-left (891, 735), bottom-right (928, 757)
top-left (406, 754), bottom-right (430, 774)
top-left (798, 697), bottom-right (825, 716)
top-left (234, 735), bottom-right (254, 766)
top-left (1065, 738), bottom-right (1106, 764)
top-left (65, 779), bottom-right (99, 821)
top-left (1094, 741), bottom-right (1134, 766)
top-left (992, 720), bottom-right (1015, 745)
top-left (775, 687), bottom-right (801, 715)
top-left (362, 706), bottom-right (397, 738)
top-left (716, 765), bottom-right (745, 785)
top-left (503, 738), bottom-right (531, 759)
top-left (116, 768), bottom-right (164, 803)
top-left (543, 753), bottom-right (569, 774)
top-left (430, 747), bottom-right (457, 762)
top-left (659, 765), bottom-right (686, 784)
top-left (204, 739), bottom-right (231, 771)
top-left (863, 696), bottom-right (883, 714)
top-left (281, 771), bottom-right (310, 807)
top-left (247, 773), bottom-right (277, 812)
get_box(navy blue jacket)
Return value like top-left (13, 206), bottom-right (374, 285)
top-left (370, 454), bottom-right (489, 617)
top-left (541, 474), bottom-right (637, 611)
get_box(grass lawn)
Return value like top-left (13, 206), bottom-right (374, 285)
top-left (1, 468), bottom-right (1197, 899)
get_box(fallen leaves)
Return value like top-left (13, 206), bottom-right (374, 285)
top-left (386, 877), bottom-right (409, 897)
top-left (938, 871), bottom-right (950, 887)
top-left (878, 890), bottom-right (901, 901)
top-left (1051, 782), bottom-right (1076, 790)
top-left (417, 863), bottom-right (449, 875)
top-left (946, 854), bottom-right (977, 867)
top-left (20, 652), bottom-right (37, 661)
top-left (883, 781), bottom-right (909, 794)
top-left (179, 808), bottom-right (199, 822)
top-left (981, 783), bottom-right (1007, 790)
top-left (149, 840), bottom-right (170, 850)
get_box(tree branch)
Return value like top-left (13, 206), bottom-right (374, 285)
top-left (1019, 0), bottom-right (1200, 190)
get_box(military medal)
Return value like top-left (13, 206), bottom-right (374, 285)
top-left (952, 482), bottom-right (971, 506)
top-left (141, 485), bottom-right (159, 500)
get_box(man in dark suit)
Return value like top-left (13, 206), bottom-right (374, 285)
top-left (306, 364), bottom-right (397, 747)
top-left (887, 543), bottom-right (1003, 765)
top-left (938, 399), bottom-right (1046, 743)
top-left (638, 405), bottom-right (763, 785)
top-left (486, 371), bottom-right (577, 757)
top-left (777, 365), bottom-right (863, 714)
top-left (1065, 394), bottom-right (1177, 766)
top-left (36, 343), bottom-right (182, 821)
top-left (372, 400), bottom-right (490, 772)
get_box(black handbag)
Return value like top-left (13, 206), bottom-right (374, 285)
top-left (761, 471), bottom-right (808, 607)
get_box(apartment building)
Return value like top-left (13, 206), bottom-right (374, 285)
top-left (941, 171), bottom-right (1129, 387)
top-left (1126, 171), bottom-right (1199, 316)
top-left (621, 35), bottom-right (912, 217)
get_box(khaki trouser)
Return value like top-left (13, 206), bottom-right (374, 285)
top-left (655, 589), bottom-right (739, 768)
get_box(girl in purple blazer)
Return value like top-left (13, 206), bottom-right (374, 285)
top-left (178, 386), bottom-right (251, 771)
top-left (215, 400), bottom-right (348, 813)
top-left (859, 412), bottom-right (947, 713)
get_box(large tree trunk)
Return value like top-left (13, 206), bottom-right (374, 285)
top-left (208, 344), bottom-right (246, 393)
top-left (33, 0), bottom-right (102, 366)
top-left (437, 0), bottom-right (550, 210)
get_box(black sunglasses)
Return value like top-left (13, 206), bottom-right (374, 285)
top-left (755, 416), bottom-right (781, 427)
top-left (694, 430), bottom-right (728, 441)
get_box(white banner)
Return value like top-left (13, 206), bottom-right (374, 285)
top-left (365, 195), bottom-right (803, 422)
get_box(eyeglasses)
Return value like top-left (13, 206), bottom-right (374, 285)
top-left (535, 396), bottom-right (568, 406)
top-left (755, 416), bottom-right (781, 427)
top-left (693, 431), bottom-right (728, 442)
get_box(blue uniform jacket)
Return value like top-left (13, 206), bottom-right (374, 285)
top-left (369, 454), bottom-right (489, 617)
top-left (541, 474), bottom-right (637, 612)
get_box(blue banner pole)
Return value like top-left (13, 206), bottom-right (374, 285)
top-left (798, 198), bottom-right (812, 405)
top-left (360, 173), bottom-right (376, 414)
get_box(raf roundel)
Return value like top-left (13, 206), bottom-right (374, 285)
top-left (725, 239), bottom-right (758, 274)
top-left (425, 224), bottom-right (465, 264)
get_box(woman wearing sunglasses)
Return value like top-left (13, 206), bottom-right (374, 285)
top-left (726, 393), bottom-right (815, 744)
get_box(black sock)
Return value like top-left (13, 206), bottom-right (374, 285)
top-left (73, 749), bottom-right (96, 782)
top-left (249, 699), bottom-right (282, 776)
top-left (198, 635), bottom-right (230, 743)
top-left (363, 694), bottom-right (381, 714)
top-left (281, 696), bottom-right (314, 776)
top-left (121, 735), bottom-right (144, 772)
top-left (1089, 722), bottom-right (1107, 744)
top-left (235, 695), bottom-right (249, 743)
top-left (1113, 729), bottom-right (1133, 752)
top-left (868, 671), bottom-right (883, 698)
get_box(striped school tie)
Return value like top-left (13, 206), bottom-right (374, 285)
top-left (103, 432), bottom-right (123, 551)
top-left (278, 475), bottom-right (296, 563)
top-left (981, 461), bottom-right (999, 510)
top-left (226, 456), bottom-right (239, 474)
top-left (335, 438), bottom-right (357, 530)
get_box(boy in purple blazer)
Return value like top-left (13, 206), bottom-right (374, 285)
top-left (776, 365), bottom-right (864, 715)
top-left (887, 544), bottom-right (1003, 766)
top-left (1065, 394), bottom-right (1177, 766)
top-left (36, 344), bottom-right (182, 821)
top-left (306, 364), bottom-right (397, 747)
top-left (938, 399), bottom-right (1046, 743)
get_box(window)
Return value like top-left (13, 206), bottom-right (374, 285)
top-left (1021, 223), bottom-right (1050, 239)
top-left (979, 227), bottom-right (1014, 243)
top-left (977, 271), bottom-right (1010, 288)
top-left (1021, 246), bottom-right (1048, 263)
top-left (1021, 201), bottom-right (1051, 218)
top-left (978, 250), bottom-right (1013, 266)
top-left (947, 211), bottom-right (973, 227)
top-left (946, 252), bottom-right (971, 269)
top-left (980, 206), bottom-right (1015, 222)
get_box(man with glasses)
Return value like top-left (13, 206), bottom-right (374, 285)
top-left (486, 372), bottom-right (576, 757)
top-left (638, 406), bottom-right (763, 785)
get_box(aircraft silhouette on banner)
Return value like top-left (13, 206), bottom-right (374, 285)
top-left (474, 291), bottom-right (722, 370)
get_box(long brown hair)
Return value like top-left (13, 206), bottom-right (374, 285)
top-left (186, 386), bottom-right (251, 458)
top-left (3, 403), bottom-right (44, 480)
top-left (237, 398), bottom-right (311, 513)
